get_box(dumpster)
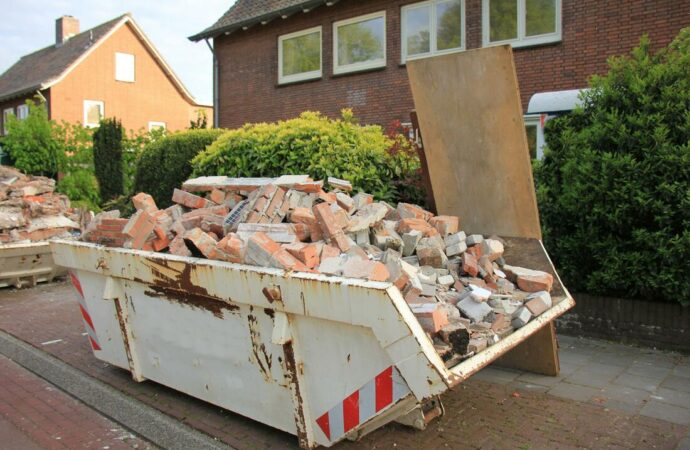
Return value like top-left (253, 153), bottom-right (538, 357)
top-left (0, 242), bottom-right (67, 288)
top-left (50, 45), bottom-right (575, 448)
top-left (51, 237), bottom-right (573, 448)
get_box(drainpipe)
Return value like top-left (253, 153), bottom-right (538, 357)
top-left (204, 38), bottom-right (219, 128)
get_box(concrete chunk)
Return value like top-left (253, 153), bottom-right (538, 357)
top-left (457, 297), bottom-right (493, 323)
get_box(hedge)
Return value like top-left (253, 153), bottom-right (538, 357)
top-left (191, 110), bottom-right (423, 204)
top-left (535, 29), bottom-right (690, 305)
top-left (133, 129), bottom-right (224, 208)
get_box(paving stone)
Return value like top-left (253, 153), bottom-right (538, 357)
top-left (547, 382), bottom-right (600, 402)
top-left (597, 383), bottom-right (651, 406)
top-left (672, 364), bottom-right (690, 379)
top-left (614, 373), bottom-right (663, 392)
top-left (508, 380), bottom-right (550, 394)
top-left (516, 372), bottom-right (565, 387)
top-left (596, 399), bottom-right (642, 415)
top-left (639, 400), bottom-right (690, 425)
top-left (651, 387), bottom-right (690, 409)
top-left (661, 375), bottom-right (690, 394)
top-left (472, 367), bottom-right (520, 385)
top-left (624, 361), bottom-right (672, 380)
top-left (565, 364), bottom-right (626, 388)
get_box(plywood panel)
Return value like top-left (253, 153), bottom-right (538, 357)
top-left (406, 46), bottom-right (541, 239)
top-left (495, 322), bottom-right (560, 376)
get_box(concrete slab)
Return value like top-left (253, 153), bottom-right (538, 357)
top-left (547, 382), bottom-right (600, 402)
top-left (639, 400), bottom-right (690, 425)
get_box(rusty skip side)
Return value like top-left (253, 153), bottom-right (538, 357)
top-left (50, 240), bottom-right (450, 402)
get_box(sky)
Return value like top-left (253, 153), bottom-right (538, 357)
top-left (0, 0), bottom-right (235, 105)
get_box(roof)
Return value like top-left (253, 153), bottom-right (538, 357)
top-left (189, 0), bottom-right (334, 41)
top-left (0, 14), bottom-right (207, 106)
top-left (0, 15), bottom-right (124, 102)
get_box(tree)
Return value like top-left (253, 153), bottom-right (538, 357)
top-left (93, 118), bottom-right (124, 202)
top-left (2, 98), bottom-right (64, 176)
top-left (189, 109), bottom-right (209, 129)
top-left (535, 28), bottom-right (690, 305)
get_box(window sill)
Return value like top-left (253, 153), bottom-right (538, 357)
top-left (331, 64), bottom-right (387, 78)
top-left (276, 76), bottom-right (323, 88)
top-left (483, 35), bottom-right (562, 50)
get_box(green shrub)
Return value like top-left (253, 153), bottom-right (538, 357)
top-left (3, 98), bottom-right (65, 176)
top-left (535, 29), bottom-right (690, 304)
top-left (192, 110), bottom-right (422, 204)
top-left (93, 118), bottom-right (124, 202)
top-left (57, 170), bottom-right (101, 211)
top-left (133, 129), bottom-right (224, 208)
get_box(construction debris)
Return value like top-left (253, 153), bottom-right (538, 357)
top-left (0, 166), bottom-right (80, 244)
top-left (83, 174), bottom-right (559, 364)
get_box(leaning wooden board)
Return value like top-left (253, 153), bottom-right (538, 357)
top-left (407, 45), bottom-right (572, 376)
top-left (406, 45), bottom-right (542, 240)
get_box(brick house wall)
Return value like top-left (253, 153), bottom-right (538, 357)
top-left (51, 23), bottom-right (210, 132)
top-left (214, 0), bottom-right (690, 129)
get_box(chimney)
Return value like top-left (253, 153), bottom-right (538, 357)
top-left (56, 16), bottom-right (79, 45)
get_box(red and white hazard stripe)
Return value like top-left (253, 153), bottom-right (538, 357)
top-left (69, 271), bottom-right (101, 351)
top-left (315, 365), bottom-right (410, 442)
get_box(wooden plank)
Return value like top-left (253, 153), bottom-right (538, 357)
top-left (406, 45), bottom-right (542, 239)
top-left (494, 322), bottom-right (560, 376)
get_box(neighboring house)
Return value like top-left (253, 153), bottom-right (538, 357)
top-left (190, 0), bottom-right (690, 157)
top-left (0, 14), bottom-right (211, 136)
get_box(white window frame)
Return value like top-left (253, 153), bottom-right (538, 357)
top-left (482, 0), bottom-right (561, 48)
top-left (115, 52), bottom-right (135, 82)
top-left (2, 108), bottom-right (14, 135)
top-left (17, 104), bottom-right (29, 120)
top-left (278, 26), bottom-right (323, 85)
top-left (524, 114), bottom-right (546, 159)
top-left (333, 11), bottom-right (387, 75)
top-left (148, 121), bottom-right (167, 131)
top-left (401, 0), bottom-right (466, 63)
top-left (83, 100), bottom-right (104, 128)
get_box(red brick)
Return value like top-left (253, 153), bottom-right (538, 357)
top-left (462, 252), bottom-right (479, 277)
top-left (132, 192), bottom-right (157, 212)
top-left (172, 188), bottom-right (213, 209)
top-left (217, 233), bottom-right (245, 263)
top-left (429, 215), bottom-right (459, 236)
top-left (122, 210), bottom-right (156, 250)
top-left (313, 202), bottom-right (350, 252)
top-left (209, 189), bottom-right (226, 205)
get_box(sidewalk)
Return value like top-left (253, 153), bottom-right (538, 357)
top-left (0, 353), bottom-right (151, 449)
top-left (1, 280), bottom-right (689, 449)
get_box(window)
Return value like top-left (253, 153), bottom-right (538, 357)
top-left (83, 100), bottom-right (104, 127)
top-left (278, 27), bottom-right (322, 84)
top-left (482, 0), bottom-right (560, 48)
top-left (148, 121), bottom-right (166, 131)
top-left (524, 114), bottom-right (545, 159)
top-left (2, 108), bottom-right (14, 135)
top-left (333, 11), bottom-right (386, 75)
top-left (17, 104), bottom-right (29, 120)
top-left (402, 0), bottom-right (465, 62)
top-left (115, 52), bottom-right (135, 82)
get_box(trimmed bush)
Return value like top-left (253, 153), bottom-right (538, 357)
top-left (535, 29), bottom-right (690, 305)
top-left (191, 110), bottom-right (422, 204)
top-left (134, 129), bottom-right (224, 208)
top-left (93, 118), bottom-right (124, 202)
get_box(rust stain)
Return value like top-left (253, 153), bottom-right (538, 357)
top-left (263, 308), bottom-right (275, 319)
top-left (114, 298), bottom-right (137, 378)
top-left (141, 257), bottom-right (239, 319)
top-left (247, 313), bottom-right (273, 382)
top-left (262, 286), bottom-right (282, 303)
top-left (283, 341), bottom-right (310, 448)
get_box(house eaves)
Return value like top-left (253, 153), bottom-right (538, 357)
top-left (189, 0), bottom-right (339, 42)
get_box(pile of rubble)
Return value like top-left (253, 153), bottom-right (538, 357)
top-left (83, 175), bottom-right (556, 364)
top-left (0, 166), bottom-right (80, 244)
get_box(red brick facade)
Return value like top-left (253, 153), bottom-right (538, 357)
top-left (214, 0), bottom-right (690, 129)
